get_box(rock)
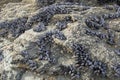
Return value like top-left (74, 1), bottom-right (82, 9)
top-left (0, 0), bottom-right (120, 80)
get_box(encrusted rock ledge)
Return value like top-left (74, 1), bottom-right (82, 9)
top-left (0, 0), bottom-right (120, 80)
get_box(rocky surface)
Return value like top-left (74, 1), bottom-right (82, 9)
top-left (0, 0), bottom-right (120, 80)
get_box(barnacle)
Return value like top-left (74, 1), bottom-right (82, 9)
top-left (55, 21), bottom-right (67, 31)
top-left (36, 31), bottom-right (53, 47)
top-left (90, 60), bottom-right (107, 76)
top-left (106, 30), bottom-right (116, 45)
top-left (113, 63), bottom-right (120, 77)
top-left (114, 49), bottom-right (120, 56)
top-left (98, 0), bottom-right (120, 6)
top-left (1, 70), bottom-right (8, 80)
top-left (64, 16), bottom-right (73, 22)
top-left (71, 43), bottom-right (108, 77)
top-left (36, 0), bottom-right (55, 7)
top-left (15, 69), bottom-right (26, 80)
top-left (0, 17), bottom-right (28, 38)
top-left (85, 29), bottom-right (96, 36)
top-left (104, 5), bottom-right (115, 10)
top-left (2, 1), bottom-right (120, 80)
top-left (33, 22), bottom-right (46, 32)
top-left (26, 3), bottom-right (70, 28)
top-left (85, 29), bottom-right (108, 39)
top-left (35, 31), bottom-right (58, 64)
top-left (72, 43), bottom-right (92, 68)
top-left (58, 64), bottom-right (81, 79)
top-left (20, 50), bottom-right (29, 58)
top-left (97, 0), bottom-right (116, 5)
top-left (0, 50), bottom-right (4, 62)
top-left (85, 16), bottom-right (106, 30)
top-left (11, 31), bottom-right (55, 73)
top-left (52, 30), bottom-right (67, 40)
top-left (26, 60), bottom-right (39, 71)
top-left (38, 50), bottom-right (51, 60)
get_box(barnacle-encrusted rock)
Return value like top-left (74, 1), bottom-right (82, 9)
top-left (0, 0), bottom-right (120, 80)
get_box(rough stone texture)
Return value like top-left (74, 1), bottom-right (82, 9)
top-left (0, 0), bottom-right (120, 80)
top-left (0, 0), bottom-right (22, 10)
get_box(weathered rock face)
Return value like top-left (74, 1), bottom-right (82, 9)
top-left (0, 0), bottom-right (120, 80)
top-left (0, 0), bottom-right (22, 10)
